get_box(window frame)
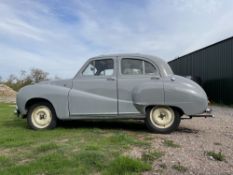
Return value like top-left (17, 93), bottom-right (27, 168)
top-left (121, 58), bottom-right (144, 76)
top-left (75, 57), bottom-right (116, 79)
top-left (144, 60), bottom-right (158, 75)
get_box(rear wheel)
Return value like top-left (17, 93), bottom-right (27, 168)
top-left (145, 106), bottom-right (181, 133)
top-left (27, 102), bottom-right (57, 130)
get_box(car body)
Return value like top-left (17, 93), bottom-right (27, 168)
top-left (16, 54), bottom-right (212, 133)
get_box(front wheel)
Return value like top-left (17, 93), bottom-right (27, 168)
top-left (145, 106), bottom-right (181, 134)
top-left (27, 102), bottom-right (57, 130)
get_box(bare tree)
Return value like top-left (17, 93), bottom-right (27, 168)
top-left (6, 74), bottom-right (18, 84)
top-left (30, 68), bottom-right (49, 83)
top-left (20, 70), bottom-right (27, 78)
top-left (4, 68), bottom-right (49, 91)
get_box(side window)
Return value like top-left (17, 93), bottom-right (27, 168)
top-left (145, 61), bottom-right (157, 74)
top-left (121, 58), bottom-right (158, 76)
top-left (82, 59), bottom-right (114, 76)
top-left (121, 59), bottom-right (143, 75)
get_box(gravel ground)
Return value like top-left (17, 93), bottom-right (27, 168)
top-left (145, 105), bottom-right (233, 175)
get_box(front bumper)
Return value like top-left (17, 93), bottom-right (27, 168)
top-left (14, 105), bottom-right (20, 117)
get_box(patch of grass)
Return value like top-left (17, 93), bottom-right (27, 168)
top-left (0, 153), bottom-right (73, 175)
top-left (142, 150), bottom-right (164, 162)
top-left (0, 103), bottom-right (152, 174)
top-left (91, 128), bottom-right (106, 134)
top-left (84, 143), bottom-right (101, 151)
top-left (74, 150), bottom-right (106, 171)
top-left (172, 162), bottom-right (187, 173)
top-left (36, 143), bottom-right (59, 153)
top-left (104, 156), bottom-right (151, 175)
top-left (107, 132), bottom-right (149, 147)
top-left (0, 156), bottom-right (13, 169)
top-left (163, 139), bottom-right (180, 148)
top-left (207, 151), bottom-right (225, 161)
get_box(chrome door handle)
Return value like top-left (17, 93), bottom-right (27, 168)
top-left (170, 77), bottom-right (176, 81)
top-left (106, 77), bottom-right (115, 81)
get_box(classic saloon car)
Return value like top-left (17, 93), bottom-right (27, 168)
top-left (16, 54), bottom-right (212, 133)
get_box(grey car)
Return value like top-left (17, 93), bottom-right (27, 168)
top-left (16, 54), bottom-right (213, 133)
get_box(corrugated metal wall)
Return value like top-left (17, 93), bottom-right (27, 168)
top-left (169, 37), bottom-right (233, 104)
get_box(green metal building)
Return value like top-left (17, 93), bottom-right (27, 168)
top-left (169, 36), bottom-right (233, 105)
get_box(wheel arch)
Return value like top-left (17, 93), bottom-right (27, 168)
top-left (145, 105), bottom-right (184, 117)
top-left (24, 98), bottom-right (56, 118)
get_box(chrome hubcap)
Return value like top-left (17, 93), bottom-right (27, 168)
top-left (150, 107), bottom-right (175, 129)
top-left (31, 106), bottom-right (52, 129)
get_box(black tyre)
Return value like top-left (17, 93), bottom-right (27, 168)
top-left (145, 106), bottom-right (181, 134)
top-left (27, 102), bottom-right (57, 130)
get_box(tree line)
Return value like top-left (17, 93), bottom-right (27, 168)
top-left (0, 68), bottom-right (58, 91)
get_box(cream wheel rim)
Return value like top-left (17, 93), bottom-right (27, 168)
top-left (31, 106), bottom-right (52, 129)
top-left (150, 107), bottom-right (175, 129)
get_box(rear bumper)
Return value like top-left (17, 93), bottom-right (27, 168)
top-left (189, 107), bottom-right (214, 118)
top-left (182, 107), bottom-right (214, 119)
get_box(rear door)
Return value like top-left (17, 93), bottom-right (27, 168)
top-left (118, 57), bottom-right (164, 114)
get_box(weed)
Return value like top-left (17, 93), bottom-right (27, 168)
top-left (142, 150), bottom-right (164, 162)
top-left (163, 139), bottom-right (180, 148)
top-left (172, 162), bottom-right (187, 172)
top-left (207, 151), bottom-right (225, 161)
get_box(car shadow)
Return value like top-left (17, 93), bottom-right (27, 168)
top-left (58, 120), bottom-right (148, 132)
top-left (5, 116), bottom-right (199, 134)
top-left (58, 120), bottom-right (199, 134)
top-left (176, 127), bottom-right (199, 134)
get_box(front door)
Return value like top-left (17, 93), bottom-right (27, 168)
top-left (69, 58), bottom-right (117, 116)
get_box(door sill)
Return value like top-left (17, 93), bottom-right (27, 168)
top-left (68, 114), bottom-right (145, 120)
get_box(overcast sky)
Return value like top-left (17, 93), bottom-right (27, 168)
top-left (0, 0), bottom-right (233, 79)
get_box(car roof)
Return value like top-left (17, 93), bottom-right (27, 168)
top-left (92, 53), bottom-right (167, 64)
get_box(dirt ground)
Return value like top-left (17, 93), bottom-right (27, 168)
top-left (0, 84), bottom-right (16, 103)
top-left (0, 97), bottom-right (16, 103)
top-left (143, 105), bottom-right (233, 175)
